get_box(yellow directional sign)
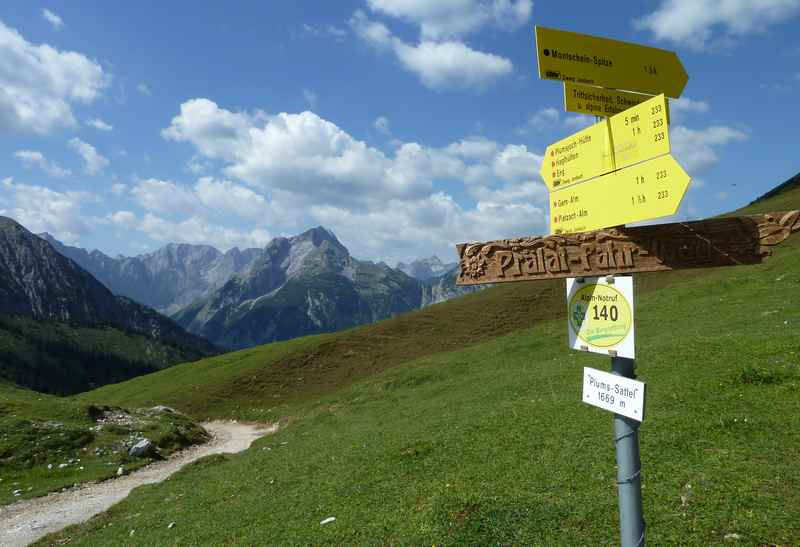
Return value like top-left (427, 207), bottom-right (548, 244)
top-left (564, 82), bottom-right (653, 118)
top-left (541, 94), bottom-right (669, 192)
top-left (535, 26), bottom-right (689, 98)
top-left (549, 154), bottom-right (690, 234)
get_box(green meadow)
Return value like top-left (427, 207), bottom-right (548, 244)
top-left (9, 184), bottom-right (798, 546)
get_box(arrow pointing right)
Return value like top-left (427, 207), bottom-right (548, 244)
top-left (550, 154), bottom-right (690, 235)
top-left (535, 26), bottom-right (689, 98)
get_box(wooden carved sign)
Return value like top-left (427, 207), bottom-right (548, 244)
top-left (456, 211), bottom-right (800, 285)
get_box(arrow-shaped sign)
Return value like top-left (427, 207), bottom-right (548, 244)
top-left (550, 154), bottom-right (690, 235)
top-left (541, 94), bottom-right (669, 192)
top-left (535, 26), bottom-right (689, 98)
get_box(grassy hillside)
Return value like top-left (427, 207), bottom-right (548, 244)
top-left (742, 171), bottom-right (799, 212)
top-left (77, 182), bottom-right (798, 417)
top-left (33, 183), bottom-right (800, 545)
top-left (80, 275), bottom-right (564, 417)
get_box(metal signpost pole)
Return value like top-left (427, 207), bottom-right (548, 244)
top-left (611, 355), bottom-right (645, 547)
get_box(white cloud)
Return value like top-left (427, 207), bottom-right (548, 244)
top-left (130, 176), bottom-right (271, 222)
top-left (394, 39), bottom-right (512, 89)
top-left (161, 98), bottom-right (548, 262)
top-left (108, 210), bottom-right (136, 228)
top-left (41, 9), bottom-right (64, 30)
top-left (310, 191), bottom-right (545, 262)
top-left (527, 107), bottom-right (560, 130)
top-left (116, 173), bottom-right (276, 251)
top-left (194, 177), bottom-right (270, 219)
top-left (0, 177), bottom-right (96, 243)
top-left (161, 98), bottom-right (253, 159)
top-left (86, 117), bottom-right (113, 131)
top-left (68, 138), bottom-right (109, 175)
top-left (671, 125), bottom-right (748, 176)
top-left (670, 97), bottom-right (709, 115)
top-left (14, 149), bottom-right (71, 177)
top-left (136, 83), bottom-right (151, 95)
top-left (564, 114), bottom-right (595, 130)
top-left (185, 154), bottom-right (212, 175)
top-left (350, 11), bottom-right (512, 89)
top-left (303, 89), bottom-right (318, 108)
top-left (0, 21), bottom-right (109, 134)
top-left (351, 11), bottom-right (394, 46)
top-left (163, 99), bottom-right (411, 206)
top-left (373, 115), bottom-right (391, 135)
top-left (669, 97), bottom-right (710, 124)
top-left (159, 97), bottom-right (757, 262)
top-left (634, 0), bottom-right (800, 49)
top-left (111, 182), bottom-right (127, 195)
top-left (134, 213), bottom-right (272, 250)
top-left (326, 25), bottom-right (349, 39)
top-left (301, 23), bottom-right (348, 40)
top-left (163, 100), bottom-right (544, 201)
top-left (130, 178), bottom-right (199, 216)
top-left (366, 0), bottom-right (532, 39)
top-left (519, 108), bottom-right (593, 134)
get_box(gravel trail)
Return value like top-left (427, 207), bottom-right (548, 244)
top-left (0, 421), bottom-right (275, 547)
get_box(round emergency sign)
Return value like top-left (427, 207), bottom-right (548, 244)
top-left (568, 283), bottom-right (633, 348)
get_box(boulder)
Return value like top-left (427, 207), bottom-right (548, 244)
top-left (128, 439), bottom-right (157, 458)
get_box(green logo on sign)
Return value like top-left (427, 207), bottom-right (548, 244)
top-left (572, 303), bottom-right (587, 329)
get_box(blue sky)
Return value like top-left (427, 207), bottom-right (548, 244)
top-left (1, 1), bottom-right (799, 264)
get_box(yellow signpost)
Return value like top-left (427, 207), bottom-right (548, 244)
top-left (527, 25), bottom-right (695, 547)
top-left (549, 154), bottom-right (690, 234)
top-left (564, 82), bottom-right (654, 118)
top-left (541, 94), bottom-right (670, 192)
top-left (535, 26), bottom-right (689, 98)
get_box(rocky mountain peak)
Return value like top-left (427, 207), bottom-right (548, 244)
top-left (37, 231), bottom-right (58, 244)
top-left (290, 226), bottom-right (344, 250)
top-left (236, 226), bottom-right (351, 294)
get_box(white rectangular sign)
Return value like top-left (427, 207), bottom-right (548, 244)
top-left (582, 367), bottom-right (646, 422)
top-left (566, 276), bottom-right (635, 359)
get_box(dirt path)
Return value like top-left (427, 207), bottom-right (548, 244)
top-left (0, 421), bottom-right (276, 547)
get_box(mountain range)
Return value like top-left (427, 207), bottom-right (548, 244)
top-left (40, 226), bottom-right (482, 351)
top-left (40, 234), bottom-right (263, 316)
top-left (171, 228), bottom-right (422, 348)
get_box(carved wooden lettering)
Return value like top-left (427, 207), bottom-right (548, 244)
top-left (456, 211), bottom-right (800, 285)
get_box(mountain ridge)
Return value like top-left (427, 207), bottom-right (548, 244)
top-left (41, 226), bottom-right (483, 350)
top-left (173, 226), bottom-right (427, 349)
top-left (40, 233), bottom-right (263, 315)
top-left (0, 216), bottom-right (218, 393)
top-left (397, 255), bottom-right (457, 280)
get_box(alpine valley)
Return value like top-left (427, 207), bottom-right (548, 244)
top-left (41, 225), bottom-right (482, 351)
